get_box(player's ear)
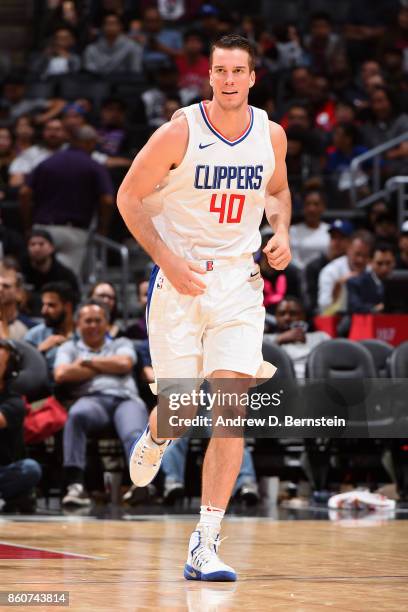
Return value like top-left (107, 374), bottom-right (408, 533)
top-left (209, 68), bottom-right (214, 87)
top-left (249, 70), bottom-right (256, 89)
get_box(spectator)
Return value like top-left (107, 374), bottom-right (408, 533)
top-left (281, 103), bottom-right (324, 155)
top-left (141, 63), bottom-right (180, 127)
top-left (0, 74), bottom-right (65, 125)
top-left (347, 243), bottom-right (395, 313)
top-left (318, 230), bottom-right (373, 314)
top-left (0, 340), bottom-right (42, 513)
top-left (196, 3), bottom-right (222, 54)
top-left (304, 219), bottom-right (353, 315)
top-left (396, 221), bottom-right (408, 269)
top-left (124, 276), bottom-right (149, 340)
top-left (260, 230), bottom-right (301, 313)
top-left (21, 229), bottom-right (79, 315)
top-left (361, 87), bottom-right (408, 176)
top-left (97, 98), bottom-right (130, 157)
top-left (304, 12), bottom-right (345, 75)
top-left (286, 66), bottom-right (314, 106)
top-left (273, 23), bottom-right (308, 70)
top-left (325, 123), bottom-right (368, 192)
top-left (61, 102), bottom-right (88, 140)
top-left (286, 128), bottom-right (322, 202)
top-left (24, 281), bottom-right (75, 374)
top-left (0, 265), bottom-right (34, 340)
top-left (266, 297), bottom-right (330, 378)
top-left (0, 128), bottom-right (15, 202)
top-left (83, 12), bottom-right (143, 75)
top-left (54, 300), bottom-right (148, 507)
top-left (290, 189), bottom-right (330, 269)
top-left (366, 199), bottom-right (388, 232)
top-left (328, 54), bottom-right (355, 102)
top-left (19, 125), bottom-right (114, 275)
top-left (372, 213), bottom-right (399, 248)
top-left (175, 30), bottom-right (209, 103)
top-left (310, 74), bottom-right (336, 133)
top-left (13, 116), bottom-right (36, 155)
top-left (333, 99), bottom-right (357, 126)
top-left (30, 26), bottom-right (81, 79)
top-left (9, 119), bottom-right (67, 189)
top-left (141, 6), bottom-right (182, 70)
top-left (89, 282), bottom-right (123, 338)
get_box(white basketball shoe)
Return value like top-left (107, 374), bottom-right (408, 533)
top-left (129, 426), bottom-right (171, 487)
top-left (184, 525), bottom-right (237, 582)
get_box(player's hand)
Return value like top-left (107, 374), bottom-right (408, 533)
top-left (263, 230), bottom-right (291, 270)
top-left (162, 255), bottom-right (207, 296)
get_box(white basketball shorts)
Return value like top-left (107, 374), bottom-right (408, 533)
top-left (147, 256), bottom-right (268, 380)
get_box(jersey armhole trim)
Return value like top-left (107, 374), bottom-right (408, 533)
top-left (167, 107), bottom-right (193, 177)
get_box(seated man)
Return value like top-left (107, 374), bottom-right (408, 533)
top-left (24, 282), bottom-right (76, 376)
top-left (347, 243), bottom-right (395, 313)
top-left (21, 229), bottom-right (79, 316)
top-left (318, 230), bottom-right (372, 314)
top-left (0, 340), bottom-right (42, 513)
top-left (54, 300), bottom-right (148, 507)
top-left (266, 296), bottom-right (330, 378)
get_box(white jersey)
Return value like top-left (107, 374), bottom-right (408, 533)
top-left (149, 101), bottom-right (275, 260)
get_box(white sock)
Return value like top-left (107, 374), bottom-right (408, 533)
top-left (198, 504), bottom-right (225, 532)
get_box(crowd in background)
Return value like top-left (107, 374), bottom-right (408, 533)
top-left (1, 0), bottom-right (408, 512)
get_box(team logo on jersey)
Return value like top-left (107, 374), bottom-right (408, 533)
top-left (199, 142), bottom-right (216, 149)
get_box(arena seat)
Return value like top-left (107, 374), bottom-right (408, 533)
top-left (359, 339), bottom-right (393, 378)
top-left (11, 340), bottom-right (51, 402)
top-left (389, 341), bottom-right (408, 378)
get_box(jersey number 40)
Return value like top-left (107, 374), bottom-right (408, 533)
top-left (209, 193), bottom-right (245, 224)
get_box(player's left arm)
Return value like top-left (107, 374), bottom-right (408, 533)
top-left (263, 122), bottom-right (292, 271)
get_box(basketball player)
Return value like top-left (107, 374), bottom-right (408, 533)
top-left (117, 34), bottom-right (291, 581)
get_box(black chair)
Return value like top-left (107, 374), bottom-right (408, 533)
top-left (306, 338), bottom-right (377, 379)
top-left (389, 341), bottom-right (408, 378)
top-left (387, 342), bottom-right (408, 502)
top-left (11, 341), bottom-right (51, 402)
top-left (359, 339), bottom-right (393, 378)
top-left (304, 340), bottom-right (386, 494)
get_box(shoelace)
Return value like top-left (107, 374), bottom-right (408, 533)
top-left (192, 530), bottom-right (227, 569)
top-left (135, 442), bottom-right (166, 467)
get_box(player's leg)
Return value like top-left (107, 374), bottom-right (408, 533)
top-left (184, 370), bottom-right (249, 582)
top-left (184, 260), bottom-right (269, 582)
top-left (129, 267), bottom-right (204, 487)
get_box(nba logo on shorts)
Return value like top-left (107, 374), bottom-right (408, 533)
top-left (206, 260), bottom-right (214, 271)
top-left (156, 276), bottom-right (164, 289)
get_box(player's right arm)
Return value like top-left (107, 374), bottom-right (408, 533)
top-left (117, 118), bottom-right (206, 296)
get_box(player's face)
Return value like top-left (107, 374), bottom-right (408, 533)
top-left (209, 48), bottom-right (255, 110)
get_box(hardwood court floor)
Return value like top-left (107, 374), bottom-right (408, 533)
top-left (0, 518), bottom-right (407, 611)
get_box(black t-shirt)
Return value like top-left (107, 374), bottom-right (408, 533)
top-left (22, 256), bottom-right (79, 293)
top-left (0, 392), bottom-right (26, 466)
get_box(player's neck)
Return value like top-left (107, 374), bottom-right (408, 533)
top-left (205, 100), bottom-right (250, 141)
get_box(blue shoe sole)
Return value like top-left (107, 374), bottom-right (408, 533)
top-left (184, 563), bottom-right (237, 582)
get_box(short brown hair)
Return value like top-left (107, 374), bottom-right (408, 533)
top-left (210, 35), bottom-right (256, 71)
